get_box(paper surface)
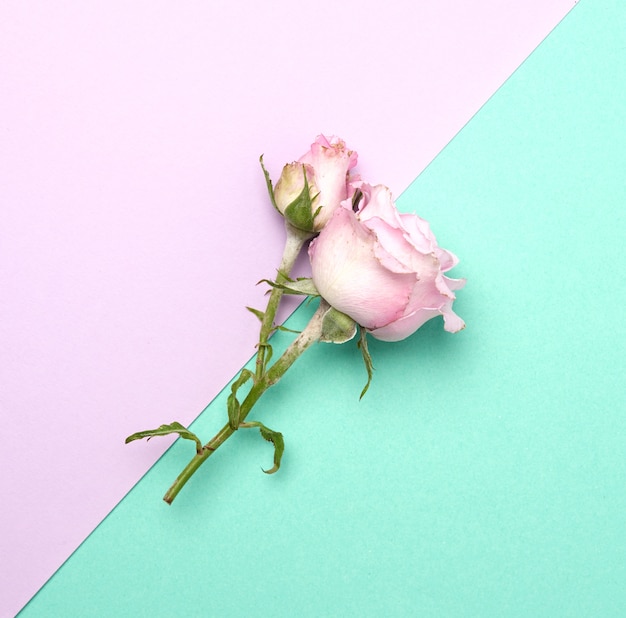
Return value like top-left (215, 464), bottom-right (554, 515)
top-left (1, 2), bottom-right (580, 616)
top-left (19, 2), bottom-right (626, 613)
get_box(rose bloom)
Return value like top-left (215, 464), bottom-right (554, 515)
top-left (309, 183), bottom-right (465, 342)
top-left (274, 135), bottom-right (358, 232)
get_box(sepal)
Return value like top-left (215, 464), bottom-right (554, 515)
top-left (259, 155), bottom-right (279, 212)
top-left (320, 306), bottom-right (357, 344)
top-left (282, 165), bottom-right (319, 232)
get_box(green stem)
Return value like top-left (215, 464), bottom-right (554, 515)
top-left (255, 222), bottom-right (313, 381)
top-left (163, 300), bottom-right (329, 504)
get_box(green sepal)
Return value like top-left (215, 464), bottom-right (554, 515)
top-left (240, 421), bottom-right (284, 474)
top-left (321, 306), bottom-right (357, 344)
top-left (246, 306), bottom-right (265, 322)
top-left (259, 342), bottom-right (273, 366)
top-left (312, 205), bottom-right (323, 221)
top-left (357, 326), bottom-right (374, 399)
top-left (125, 422), bottom-right (203, 455)
top-left (259, 155), bottom-right (278, 212)
top-left (283, 166), bottom-right (319, 232)
top-left (227, 369), bottom-right (254, 429)
top-left (259, 276), bottom-right (319, 297)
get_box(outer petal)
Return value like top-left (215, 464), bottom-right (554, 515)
top-left (299, 135), bottom-right (358, 230)
top-left (357, 183), bottom-right (403, 228)
top-left (310, 208), bottom-right (414, 329)
top-left (365, 217), bottom-right (417, 273)
top-left (404, 275), bottom-right (452, 317)
top-left (444, 275), bottom-right (466, 291)
top-left (442, 303), bottom-right (466, 333)
top-left (367, 216), bottom-right (443, 276)
top-left (434, 246), bottom-right (460, 272)
top-left (369, 307), bottom-right (440, 342)
top-left (300, 134), bottom-right (359, 172)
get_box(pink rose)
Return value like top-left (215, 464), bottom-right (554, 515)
top-left (309, 183), bottom-right (465, 342)
top-left (273, 135), bottom-right (358, 232)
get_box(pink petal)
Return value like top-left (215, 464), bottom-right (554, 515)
top-left (364, 217), bottom-right (418, 274)
top-left (444, 275), bottom-right (466, 291)
top-left (369, 307), bottom-right (440, 342)
top-left (435, 247), bottom-right (459, 272)
top-left (442, 303), bottom-right (466, 333)
top-left (358, 184), bottom-right (403, 227)
top-left (399, 213), bottom-right (437, 254)
top-left (405, 277), bottom-right (451, 315)
top-left (310, 208), bottom-right (414, 329)
top-left (297, 135), bottom-right (358, 230)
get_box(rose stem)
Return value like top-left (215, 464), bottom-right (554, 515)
top-left (254, 223), bottom-right (312, 381)
top-left (162, 299), bottom-right (328, 504)
top-left (162, 222), bottom-right (313, 504)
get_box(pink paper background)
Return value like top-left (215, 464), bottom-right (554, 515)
top-left (1, 2), bottom-right (575, 616)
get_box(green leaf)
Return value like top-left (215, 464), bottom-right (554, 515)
top-left (240, 421), bottom-right (285, 474)
top-left (320, 306), bottom-right (357, 344)
top-left (259, 277), bottom-right (319, 297)
top-left (259, 155), bottom-right (278, 211)
top-left (357, 326), bottom-right (374, 399)
top-left (227, 394), bottom-right (240, 430)
top-left (227, 369), bottom-right (254, 429)
top-left (246, 306), bottom-right (265, 322)
top-left (125, 422), bottom-right (203, 455)
top-left (273, 324), bottom-right (301, 334)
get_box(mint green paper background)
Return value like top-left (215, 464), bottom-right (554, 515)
top-left (21, 1), bottom-right (625, 615)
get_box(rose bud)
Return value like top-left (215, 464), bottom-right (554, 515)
top-left (309, 183), bottom-right (465, 342)
top-left (273, 135), bottom-right (358, 233)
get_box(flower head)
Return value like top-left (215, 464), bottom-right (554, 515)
top-left (273, 135), bottom-right (358, 233)
top-left (309, 183), bottom-right (465, 341)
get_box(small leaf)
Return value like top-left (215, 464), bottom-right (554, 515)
top-left (125, 422), bottom-right (203, 455)
top-left (239, 421), bottom-right (284, 474)
top-left (259, 277), bottom-right (319, 297)
top-left (259, 155), bottom-right (278, 211)
top-left (357, 326), bottom-right (374, 399)
top-left (227, 393), bottom-right (240, 430)
top-left (227, 369), bottom-right (254, 429)
top-left (246, 306), bottom-right (265, 322)
top-left (273, 324), bottom-right (301, 334)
